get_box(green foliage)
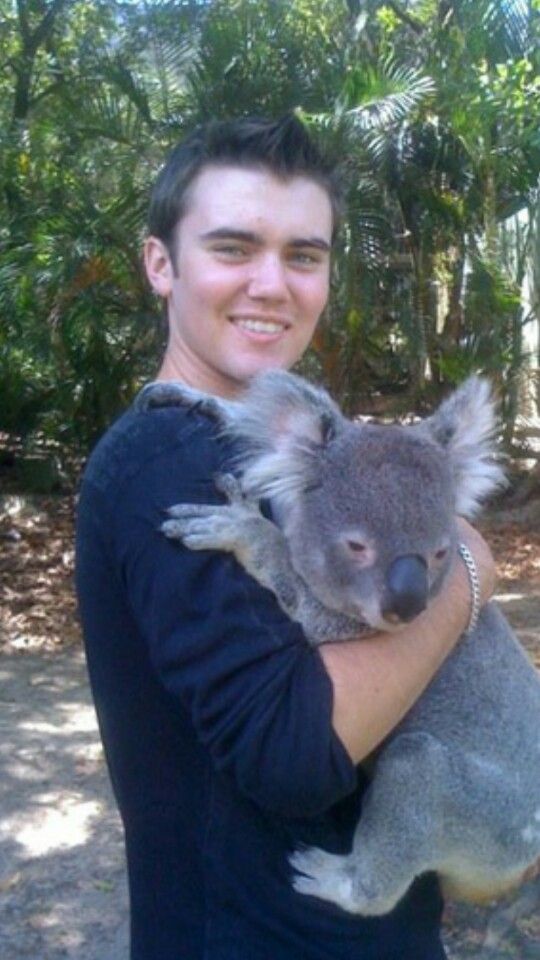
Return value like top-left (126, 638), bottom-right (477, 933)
top-left (439, 258), bottom-right (522, 379)
top-left (0, 0), bottom-right (539, 470)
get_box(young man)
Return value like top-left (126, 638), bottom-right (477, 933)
top-left (76, 116), bottom-right (495, 960)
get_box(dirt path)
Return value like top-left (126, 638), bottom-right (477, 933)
top-left (0, 647), bottom-right (129, 959)
top-left (1, 590), bottom-right (539, 959)
top-left (0, 496), bottom-right (539, 959)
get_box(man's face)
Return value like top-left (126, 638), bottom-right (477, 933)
top-left (145, 164), bottom-right (333, 396)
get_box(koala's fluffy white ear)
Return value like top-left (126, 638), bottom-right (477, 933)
top-left (225, 370), bottom-right (344, 505)
top-left (421, 376), bottom-right (506, 517)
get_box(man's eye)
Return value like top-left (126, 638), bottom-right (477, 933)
top-left (291, 251), bottom-right (318, 265)
top-left (214, 245), bottom-right (247, 258)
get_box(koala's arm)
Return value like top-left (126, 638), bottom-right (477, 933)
top-left (320, 522), bottom-right (496, 764)
top-left (165, 487), bottom-right (497, 764)
top-left (163, 476), bottom-right (365, 644)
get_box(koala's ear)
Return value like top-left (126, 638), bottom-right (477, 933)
top-left (420, 376), bottom-right (506, 516)
top-left (227, 369), bottom-right (343, 450)
top-left (225, 370), bottom-right (344, 505)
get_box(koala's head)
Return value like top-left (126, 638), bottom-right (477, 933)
top-left (227, 371), bottom-right (505, 630)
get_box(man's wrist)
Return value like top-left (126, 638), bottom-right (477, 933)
top-left (457, 543), bottom-right (481, 634)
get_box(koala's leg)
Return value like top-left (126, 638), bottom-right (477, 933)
top-left (291, 733), bottom-right (448, 915)
top-left (434, 750), bottom-right (540, 904)
top-left (163, 475), bottom-right (362, 643)
top-left (135, 380), bottom-right (233, 423)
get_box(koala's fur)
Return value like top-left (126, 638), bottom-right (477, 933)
top-left (138, 372), bottom-right (540, 917)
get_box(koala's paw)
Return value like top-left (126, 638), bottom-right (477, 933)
top-left (161, 489), bottom-right (261, 554)
top-left (161, 505), bottom-right (239, 552)
top-left (135, 381), bottom-right (190, 411)
top-left (290, 847), bottom-right (357, 913)
top-left (135, 381), bottom-right (223, 419)
top-left (290, 846), bottom-right (397, 916)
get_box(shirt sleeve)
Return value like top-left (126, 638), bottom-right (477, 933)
top-left (110, 420), bottom-right (358, 819)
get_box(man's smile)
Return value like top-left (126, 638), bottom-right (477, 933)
top-left (228, 315), bottom-right (292, 339)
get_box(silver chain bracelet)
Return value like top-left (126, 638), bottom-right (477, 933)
top-left (458, 543), bottom-right (481, 634)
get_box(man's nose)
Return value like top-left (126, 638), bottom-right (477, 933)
top-left (247, 254), bottom-right (289, 300)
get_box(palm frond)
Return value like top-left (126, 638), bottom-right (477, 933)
top-left (339, 59), bottom-right (435, 130)
top-left (450, 0), bottom-right (531, 62)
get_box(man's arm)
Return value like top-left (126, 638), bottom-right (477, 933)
top-left (102, 413), bottom-right (359, 819)
top-left (320, 520), bottom-right (496, 764)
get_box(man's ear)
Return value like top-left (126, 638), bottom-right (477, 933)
top-left (144, 236), bottom-right (175, 298)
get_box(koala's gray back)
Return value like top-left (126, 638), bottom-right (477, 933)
top-left (397, 602), bottom-right (540, 851)
top-left (402, 603), bottom-right (540, 746)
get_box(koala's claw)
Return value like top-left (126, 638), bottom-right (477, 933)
top-left (290, 846), bottom-right (398, 916)
top-left (290, 847), bottom-right (357, 913)
top-left (135, 381), bottom-right (186, 411)
top-left (212, 472), bottom-right (240, 499)
top-left (135, 381), bottom-right (225, 420)
top-left (162, 503), bottom-right (234, 543)
top-left (161, 508), bottom-right (235, 551)
top-left (161, 516), bottom-right (224, 551)
top-left (161, 497), bottom-right (262, 553)
top-left (166, 503), bottom-right (215, 520)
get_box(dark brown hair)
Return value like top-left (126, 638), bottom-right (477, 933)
top-left (148, 114), bottom-right (343, 259)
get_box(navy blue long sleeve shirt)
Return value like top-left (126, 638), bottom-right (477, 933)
top-left (75, 401), bottom-right (446, 960)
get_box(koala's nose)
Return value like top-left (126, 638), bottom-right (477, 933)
top-left (383, 555), bottom-right (428, 623)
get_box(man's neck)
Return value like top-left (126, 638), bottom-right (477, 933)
top-left (155, 352), bottom-right (244, 399)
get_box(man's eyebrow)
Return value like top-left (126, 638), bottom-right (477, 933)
top-left (200, 228), bottom-right (331, 252)
top-left (200, 228), bottom-right (262, 244)
top-left (288, 237), bottom-right (331, 253)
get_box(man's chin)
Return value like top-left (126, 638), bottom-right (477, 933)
top-left (232, 354), bottom-right (302, 383)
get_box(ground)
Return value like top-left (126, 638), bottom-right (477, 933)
top-left (0, 494), bottom-right (539, 959)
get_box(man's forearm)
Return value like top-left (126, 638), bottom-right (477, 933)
top-left (319, 550), bottom-right (479, 765)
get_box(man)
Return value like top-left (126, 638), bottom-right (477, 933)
top-left (76, 116), bottom-right (495, 960)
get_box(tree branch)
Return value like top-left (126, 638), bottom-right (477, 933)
top-left (29, 0), bottom-right (70, 56)
top-left (16, 0), bottom-right (31, 45)
top-left (385, 0), bottom-right (425, 35)
top-left (11, 0), bottom-right (70, 123)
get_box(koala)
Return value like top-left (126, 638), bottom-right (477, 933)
top-left (137, 371), bottom-right (540, 917)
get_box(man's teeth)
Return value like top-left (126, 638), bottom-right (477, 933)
top-left (235, 318), bottom-right (285, 334)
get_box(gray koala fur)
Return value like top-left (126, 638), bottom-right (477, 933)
top-left (137, 372), bottom-right (540, 917)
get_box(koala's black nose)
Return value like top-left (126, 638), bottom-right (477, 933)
top-left (383, 555), bottom-right (428, 623)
